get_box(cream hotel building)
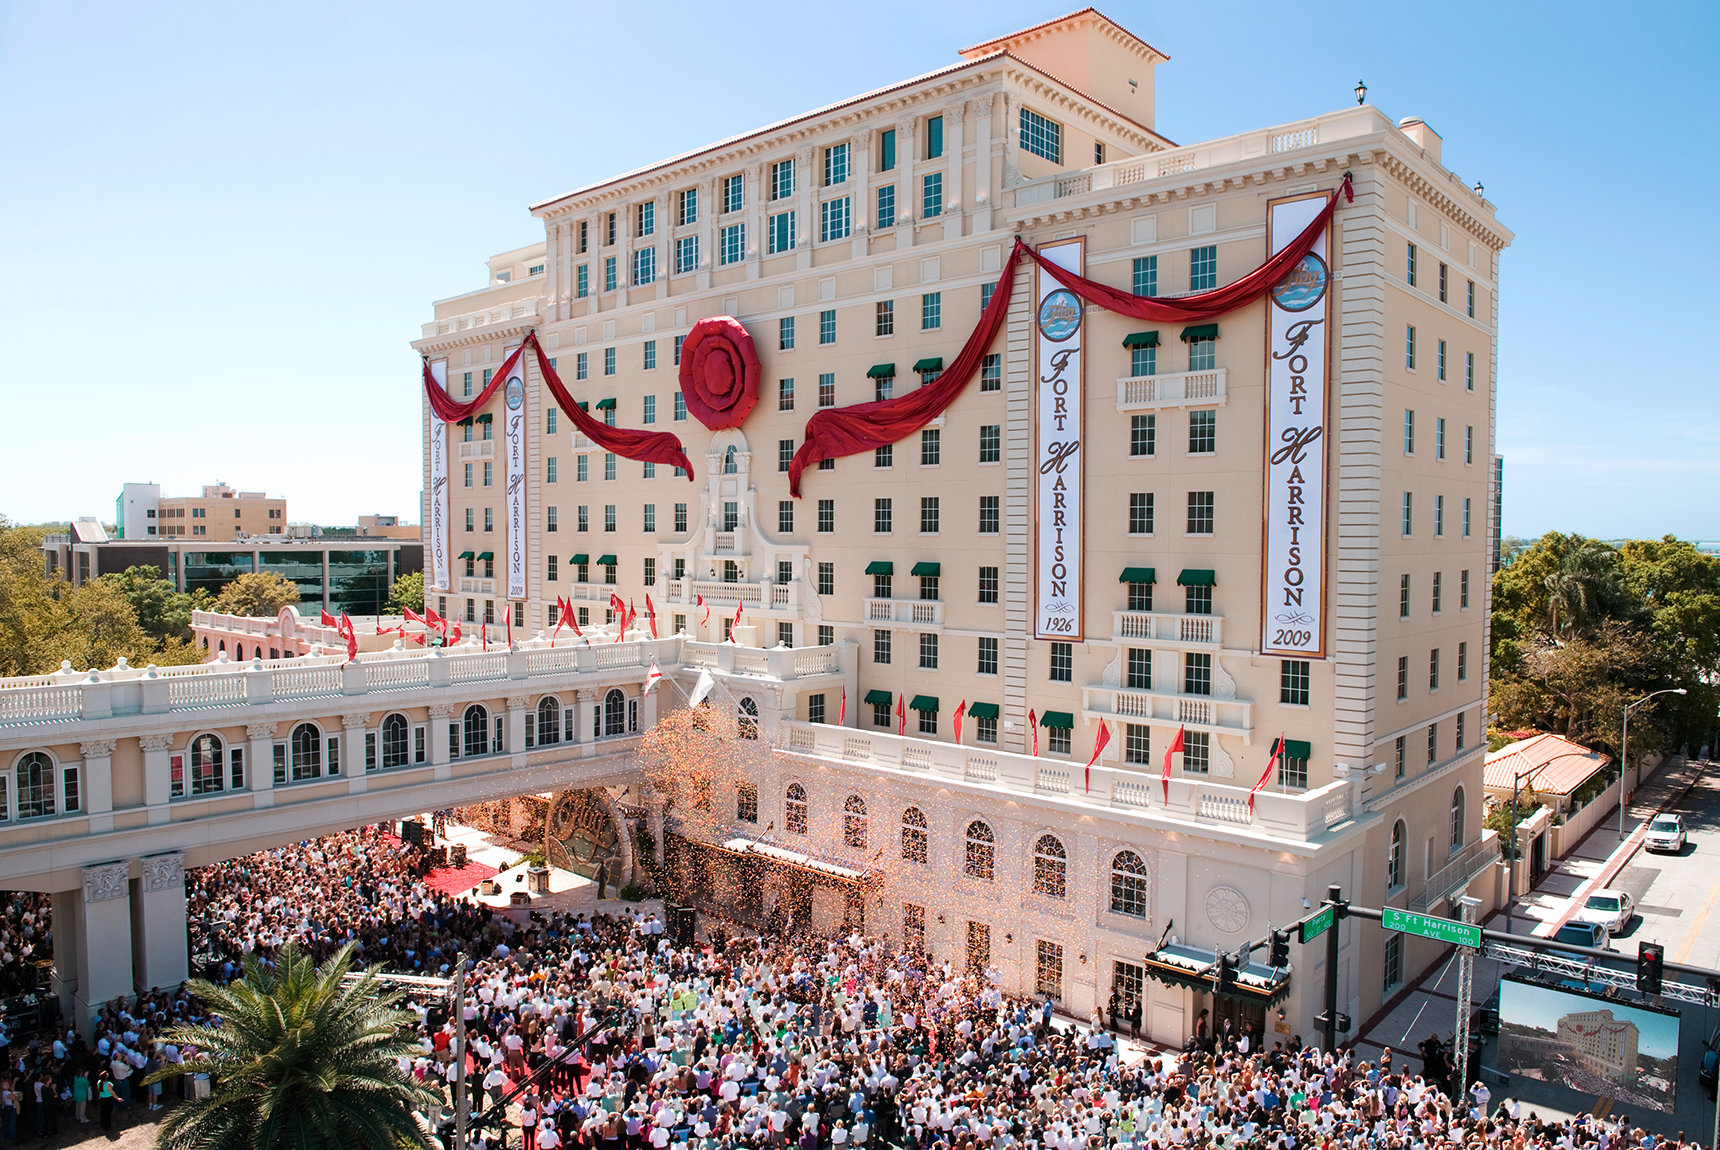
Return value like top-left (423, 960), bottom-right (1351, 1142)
top-left (414, 9), bottom-right (1511, 1044)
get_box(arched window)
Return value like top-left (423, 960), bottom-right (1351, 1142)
top-left (537, 697), bottom-right (562, 747)
top-left (964, 820), bottom-right (995, 882)
top-left (604, 690), bottom-right (626, 737)
top-left (15, 752), bottom-right (56, 820)
top-left (785, 782), bottom-right (808, 835)
top-left (901, 806), bottom-right (928, 864)
top-left (190, 733), bottom-right (224, 795)
top-left (290, 723), bottom-right (322, 781)
top-left (1449, 786), bottom-right (1465, 853)
top-left (738, 697), bottom-right (759, 740)
top-left (1110, 850), bottom-right (1148, 918)
top-left (463, 705), bottom-right (489, 758)
top-left (723, 445), bottom-right (739, 474)
top-left (201, 636), bottom-right (209, 651)
top-left (1388, 820), bottom-right (1407, 890)
top-left (217, 639), bottom-right (226, 654)
top-left (381, 714), bottom-right (410, 769)
top-left (1032, 834), bottom-right (1067, 898)
top-left (843, 795), bottom-right (868, 849)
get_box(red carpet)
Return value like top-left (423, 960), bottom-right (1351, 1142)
top-left (424, 859), bottom-right (499, 895)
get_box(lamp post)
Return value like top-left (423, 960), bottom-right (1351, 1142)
top-left (1355, 80), bottom-right (1367, 105)
top-left (1503, 763), bottom-right (1545, 936)
top-left (1618, 687), bottom-right (1687, 840)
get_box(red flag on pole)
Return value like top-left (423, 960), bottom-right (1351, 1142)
top-left (730, 599), bottom-right (745, 641)
top-left (404, 606), bottom-right (426, 627)
top-left (505, 607), bottom-right (514, 650)
top-left (481, 622), bottom-right (489, 652)
top-left (838, 686), bottom-right (846, 726)
top-left (645, 594), bottom-right (659, 639)
top-left (449, 618), bottom-right (461, 645)
top-left (320, 608), bottom-right (337, 628)
top-left (1029, 709), bottom-right (1038, 757)
top-left (425, 605), bottom-right (445, 634)
top-left (407, 632), bottom-right (425, 646)
top-left (696, 594), bottom-right (709, 628)
top-left (565, 600), bottom-right (582, 637)
top-left (1162, 726), bottom-right (1186, 803)
top-left (952, 700), bottom-right (967, 744)
top-left (338, 613), bottom-right (358, 665)
top-left (1084, 721), bottom-right (1111, 794)
top-left (644, 661), bottom-right (663, 695)
top-left (550, 598), bottom-right (568, 647)
top-left (896, 693), bottom-right (906, 736)
top-left (1249, 734), bottom-right (1287, 813)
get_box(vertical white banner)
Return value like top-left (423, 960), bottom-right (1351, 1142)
top-left (428, 359), bottom-right (451, 593)
top-left (503, 346), bottom-right (528, 602)
top-left (1034, 239), bottom-right (1085, 640)
top-left (1260, 193), bottom-right (1332, 657)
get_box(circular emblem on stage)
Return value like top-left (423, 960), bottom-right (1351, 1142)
top-left (1271, 252), bottom-right (1329, 312)
top-left (1205, 885), bottom-right (1252, 935)
top-left (505, 376), bottom-right (524, 410)
top-left (1036, 289), bottom-right (1083, 341)
top-left (678, 316), bottom-right (761, 430)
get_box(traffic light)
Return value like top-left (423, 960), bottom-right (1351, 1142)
top-left (1637, 941), bottom-right (1665, 996)
top-left (1270, 929), bottom-right (1291, 968)
top-left (1336, 1013), bottom-right (1352, 1033)
top-left (1216, 951), bottom-right (1237, 991)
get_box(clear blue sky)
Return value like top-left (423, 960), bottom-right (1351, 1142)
top-left (3, 2), bottom-right (1715, 540)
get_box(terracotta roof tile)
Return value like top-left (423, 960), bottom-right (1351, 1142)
top-left (1483, 732), bottom-right (1611, 796)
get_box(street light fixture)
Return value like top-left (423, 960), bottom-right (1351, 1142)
top-left (1355, 80), bottom-right (1368, 106)
top-left (1503, 761), bottom-right (1547, 937)
top-left (1618, 687), bottom-right (1687, 840)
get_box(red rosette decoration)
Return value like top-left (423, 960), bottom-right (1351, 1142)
top-left (678, 316), bottom-right (760, 430)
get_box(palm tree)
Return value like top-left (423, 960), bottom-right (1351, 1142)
top-left (1544, 539), bottom-right (1619, 637)
top-left (146, 941), bottom-right (440, 1150)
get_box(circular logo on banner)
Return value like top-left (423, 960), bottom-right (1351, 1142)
top-left (1271, 253), bottom-right (1329, 312)
top-left (1036, 289), bottom-right (1083, 341)
top-left (505, 376), bottom-right (524, 410)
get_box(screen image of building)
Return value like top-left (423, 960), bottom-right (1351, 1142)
top-left (412, 8), bottom-right (1511, 1042)
top-left (1557, 1008), bottom-right (1641, 1082)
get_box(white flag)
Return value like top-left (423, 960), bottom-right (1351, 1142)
top-left (687, 666), bottom-right (716, 708)
top-left (643, 662), bottom-right (663, 695)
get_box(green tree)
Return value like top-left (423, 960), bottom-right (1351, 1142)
top-left (384, 570), bottom-right (425, 617)
top-left (1483, 786), bottom-right (1542, 861)
top-left (212, 570), bottom-right (301, 617)
top-left (0, 517), bottom-right (62, 676)
top-left (97, 564), bottom-right (192, 642)
top-left (145, 942), bottom-right (438, 1150)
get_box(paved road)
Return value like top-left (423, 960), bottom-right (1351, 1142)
top-left (1594, 760), bottom-right (1720, 970)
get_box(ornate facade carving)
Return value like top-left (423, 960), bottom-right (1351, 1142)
top-left (1210, 740), bottom-right (1235, 780)
top-left (1099, 649), bottom-right (1122, 689)
top-left (341, 713), bottom-right (371, 732)
top-left (427, 705), bottom-right (454, 721)
top-left (138, 735), bottom-right (173, 753)
top-left (507, 696), bottom-right (531, 711)
top-left (246, 722), bottom-right (277, 740)
top-left (141, 851), bottom-right (184, 893)
top-left (83, 862), bottom-right (129, 904)
top-left (78, 740), bottom-right (116, 759)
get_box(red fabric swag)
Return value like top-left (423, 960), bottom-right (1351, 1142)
top-left (1014, 173), bottom-right (1351, 324)
top-left (421, 344), bottom-right (521, 424)
top-left (523, 333), bottom-right (696, 480)
top-left (788, 245), bottom-right (1023, 496)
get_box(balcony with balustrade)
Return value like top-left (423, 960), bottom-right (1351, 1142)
top-left (1111, 610), bottom-right (1223, 648)
top-left (862, 598), bottom-right (943, 628)
top-left (1116, 368), bottom-right (1227, 412)
top-left (1080, 684), bottom-right (1254, 741)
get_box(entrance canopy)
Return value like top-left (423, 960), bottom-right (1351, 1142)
top-left (715, 835), bottom-right (869, 883)
top-left (1142, 942), bottom-right (1292, 1006)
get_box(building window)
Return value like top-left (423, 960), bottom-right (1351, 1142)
top-left (1402, 492), bottom-right (1413, 536)
top-left (1281, 660), bottom-right (1310, 705)
top-left (1184, 652), bottom-right (1211, 696)
top-left (817, 500), bottom-right (834, 532)
top-left (1130, 341), bottom-right (1156, 377)
top-left (1125, 648), bottom-right (1151, 690)
top-left (1183, 731), bottom-right (1210, 774)
top-left (818, 309), bottom-right (836, 345)
top-left (903, 903), bottom-right (926, 951)
top-left (1396, 735), bottom-right (1406, 778)
top-left (1457, 711), bottom-right (1467, 750)
top-left (1404, 409), bottom-right (1416, 454)
top-left (874, 498), bottom-right (892, 534)
top-left (1463, 497), bottom-right (1473, 538)
top-left (964, 820), bottom-right (995, 881)
top-left (1438, 340), bottom-right (1448, 382)
top-left (921, 292), bottom-right (941, 331)
top-left (920, 429), bottom-right (940, 465)
top-left (875, 300), bottom-right (894, 336)
top-left (1049, 642), bottom-right (1072, 682)
top-left (735, 782), bottom-right (758, 824)
top-left (1396, 656), bottom-right (1409, 701)
top-left (604, 348), bottom-right (616, 376)
top-left (816, 371), bottom-right (837, 408)
top-left (1405, 324), bottom-right (1417, 369)
top-left (1128, 492), bottom-right (1153, 535)
top-left (920, 496), bottom-right (939, 534)
top-left (1277, 742), bottom-right (1309, 790)
top-left (978, 495), bottom-right (999, 534)
top-left (14, 751), bottom-right (56, 818)
top-left (1047, 725), bottom-right (1071, 755)
top-left (1111, 851), bottom-right (1148, 917)
top-left (1435, 494), bottom-right (1445, 537)
top-left (901, 807), bottom-right (928, 863)
top-left (576, 352), bottom-right (588, 380)
top-left (1430, 648), bottom-right (1441, 690)
top-left (1439, 261), bottom-right (1449, 302)
top-left (1388, 820), bottom-right (1407, 891)
top-left (1384, 932), bottom-right (1404, 993)
top-left (924, 114), bottom-right (943, 159)
top-left (1450, 787), bottom-right (1465, 852)
top-left (1427, 723), bottom-right (1438, 764)
top-left (1187, 491), bottom-right (1214, 534)
top-left (719, 224), bottom-right (745, 265)
top-left (922, 172), bottom-right (943, 219)
top-left (722, 173), bottom-right (745, 213)
top-left (1457, 641), bottom-right (1468, 682)
top-left (975, 713), bottom-right (997, 744)
top-left (778, 500), bottom-right (793, 533)
top-left (1124, 722), bottom-right (1151, 764)
top-left (843, 794), bottom-right (868, 849)
top-left (677, 187), bottom-right (698, 226)
top-left (1019, 107), bottom-right (1062, 163)
top-left (823, 141), bottom-right (849, 186)
top-left (1130, 414), bottom-right (1156, 457)
top-left (1189, 410), bottom-right (1216, 454)
top-left (1432, 571), bottom-right (1442, 613)
top-left (603, 256), bottom-right (617, 292)
top-left (1032, 834), bottom-right (1067, 898)
top-left (873, 629), bottom-right (891, 664)
top-left (980, 353), bottom-right (1002, 391)
top-left (1466, 352), bottom-right (1476, 391)
top-left (1188, 334), bottom-right (1216, 372)
top-left (575, 265), bottom-right (588, 297)
top-left (632, 246), bottom-right (656, 286)
top-left (1467, 279), bottom-right (1476, 317)
top-left (1190, 245), bottom-right (1217, 292)
top-left (978, 424), bottom-right (1001, 463)
top-left (767, 210), bottom-right (795, 255)
top-left (977, 636), bottom-right (998, 675)
top-left (820, 196), bottom-right (851, 242)
top-left (875, 183), bottom-right (895, 229)
top-left (917, 706), bottom-right (936, 736)
top-left (1132, 255), bottom-right (1158, 297)
top-left (1400, 574), bottom-right (1411, 619)
top-left (1036, 940), bottom-right (1064, 999)
top-left (978, 565), bottom-right (998, 604)
top-left (918, 633), bottom-right (938, 670)
top-left (785, 782), bottom-right (807, 834)
top-left (817, 563), bottom-right (834, 595)
top-left (674, 392), bottom-right (687, 421)
top-left (1406, 242), bottom-right (1417, 286)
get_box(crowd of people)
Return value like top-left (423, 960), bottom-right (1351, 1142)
top-left (0, 827), bottom-right (1709, 1150)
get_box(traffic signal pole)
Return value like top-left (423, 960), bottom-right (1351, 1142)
top-left (1323, 884), bottom-right (1343, 1054)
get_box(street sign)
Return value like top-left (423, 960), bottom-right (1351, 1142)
top-left (1298, 904), bottom-right (1335, 944)
top-left (1382, 907), bottom-right (1482, 948)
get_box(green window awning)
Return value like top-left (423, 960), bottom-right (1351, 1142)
top-left (1122, 331), bottom-right (1160, 348)
top-left (596, 554), bottom-right (618, 566)
top-left (968, 702), bottom-right (1000, 720)
top-left (912, 357), bottom-right (943, 373)
top-left (865, 560), bottom-right (894, 576)
top-left (457, 550), bottom-right (475, 560)
top-left (864, 689), bottom-right (895, 706)
top-left (476, 551), bottom-right (493, 561)
top-left (474, 412), bottom-right (493, 424)
top-left (1119, 566), bottom-right (1156, 584)
top-left (575, 401), bottom-right (589, 412)
top-left (1039, 710), bottom-right (1074, 729)
top-left (456, 416), bottom-right (473, 427)
top-left (595, 397), bottom-right (616, 411)
top-left (1180, 323), bottom-right (1219, 341)
top-left (570, 553), bottom-right (589, 565)
top-left (1280, 739), bottom-right (1312, 760)
top-left (909, 695), bottom-right (938, 713)
top-left (866, 363), bottom-right (897, 379)
top-left (910, 561), bottom-right (941, 577)
top-left (1177, 569), bottom-right (1216, 586)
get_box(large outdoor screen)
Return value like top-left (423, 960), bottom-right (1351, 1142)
top-left (1497, 976), bottom-right (1680, 1114)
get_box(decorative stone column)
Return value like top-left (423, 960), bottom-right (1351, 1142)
top-left (247, 722), bottom-right (277, 794)
top-left (54, 862), bottom-right (133, 1034)
top-left (341, 714), bottom-right (370, 779)
top-left (578, 689), bottom-right (601, 743)
top-left (139, 733), bottom-right (173, 820)
top-left (428, 705), bottom-right (454, 768)
top-left (132, 851), bottom-right (187, 991)
top-left (77, 739), bottom-right (116, 816)
top-left (507, 695), bottom-right (531, 760)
